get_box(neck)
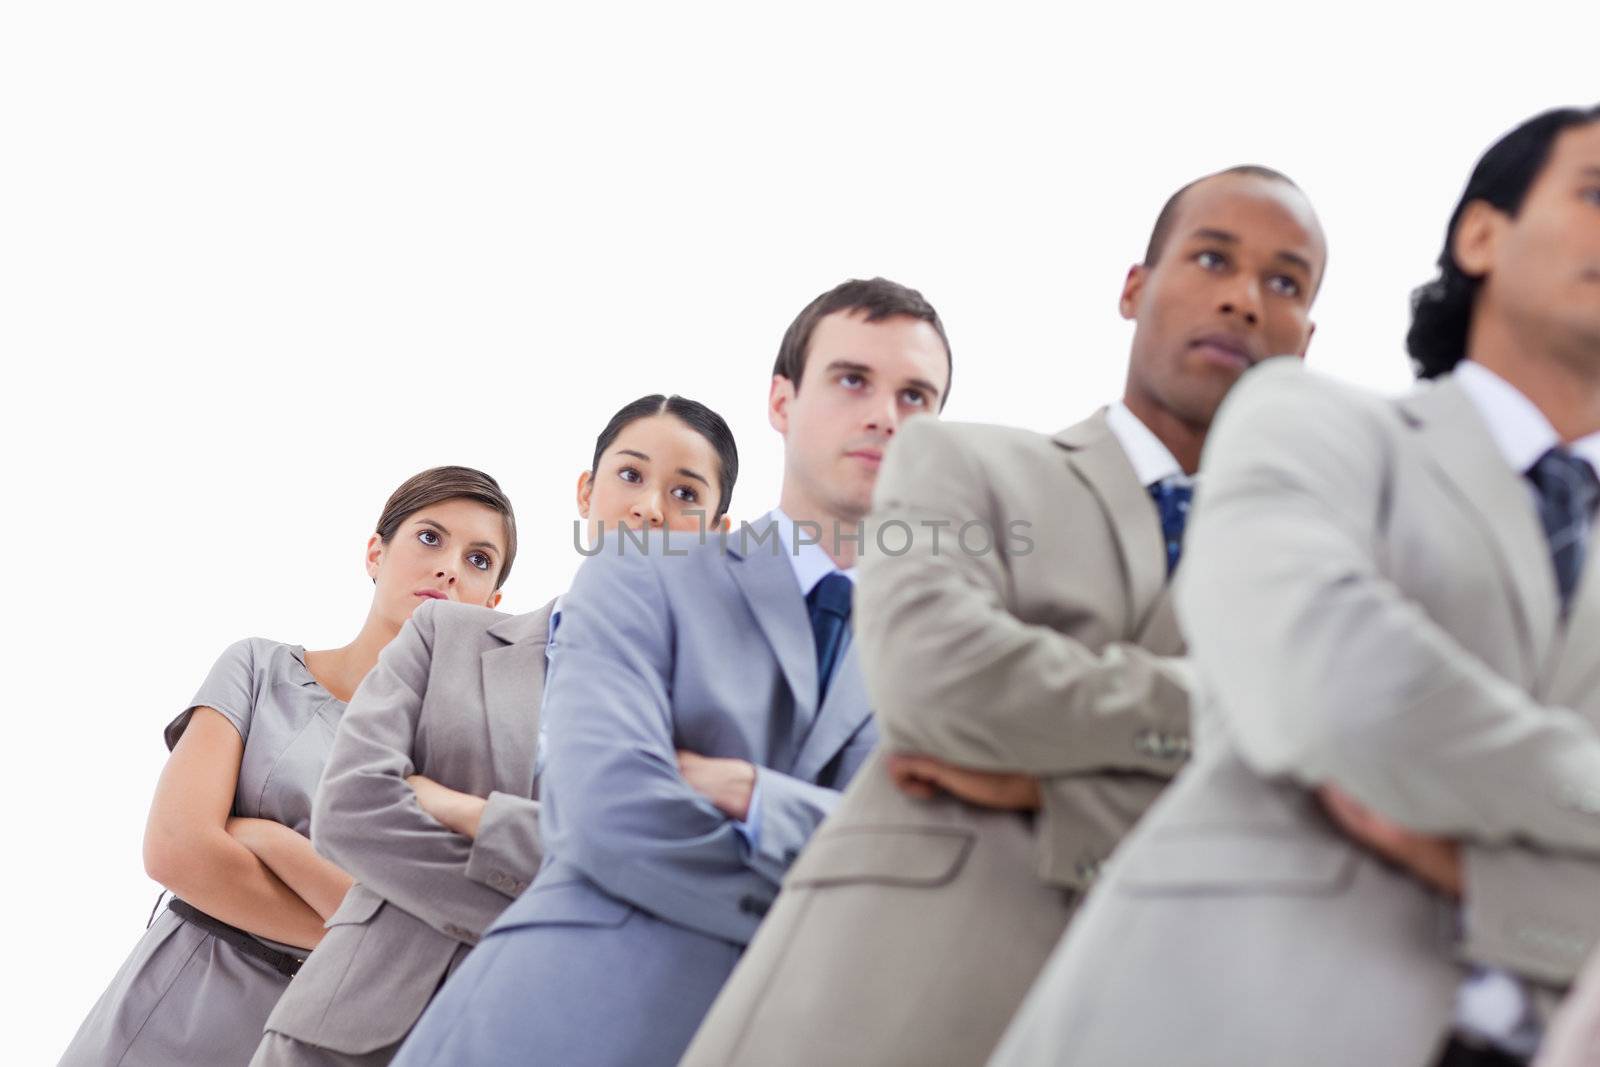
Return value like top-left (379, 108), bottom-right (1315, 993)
top-left (1469, 312), bottom-right (1600, 442)
top-left (776, 488), bottom-right (862, 569)
top-left (306, 609), bottom-right (402, 702)
top-left (1121, 388), bottom-right (1206, 475)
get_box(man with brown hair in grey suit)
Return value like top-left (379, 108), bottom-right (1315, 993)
top-left (681, 166), bottom-right (1327, 1067)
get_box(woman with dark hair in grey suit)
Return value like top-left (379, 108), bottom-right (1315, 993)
top-left (61, 467), bottom-right (518, 1067)
top-left (249, 394), bottom-right (738, 1067)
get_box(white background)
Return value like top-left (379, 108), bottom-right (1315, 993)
top-left (4, 2), bottom-right (1597, 1058)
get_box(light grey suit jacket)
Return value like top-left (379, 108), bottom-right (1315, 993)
top-left (993, 359), bottom-right (1600, 1067)
top-left (390, 517), bottom-right (878, 1067)
top-left (256, 599), bottom-right (555, 1058)
top-left (683, 414), bottom-right (1195, 1067)
top-left (1541, 947), bottom-right (1600, 1067)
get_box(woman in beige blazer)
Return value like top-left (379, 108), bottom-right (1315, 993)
top-left (250, 394), bottom-right (739, 1067)
top-left (61, 466), bottom-right (519, 1067)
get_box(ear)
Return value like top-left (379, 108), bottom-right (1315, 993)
top-left (486, 589), bottom-right (503, 610)
top-left (717, 513), bottom-right (732, 533)
top-left (576, 470), bottom-right (594, 519)
top-left (365, 533), bottom-right (384, 581)
top-left (1294, 320), bottom-right (1316, 360)
top-left (769, 374), bottom-right (795, 434)
top-left (1452, 199), bottom-right (1503, 279)
top-left (1119, 264), bottom-right (1148, 321)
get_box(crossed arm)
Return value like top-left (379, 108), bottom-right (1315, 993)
top-left (142, 707), bottom-right (350, 951)
top-left (1178, 363), bottom-right (1600, 981)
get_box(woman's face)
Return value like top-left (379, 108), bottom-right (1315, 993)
top-left (578, 413), bottom-right (727, 543)
top-left (367, 497), bottom-right (508, 629)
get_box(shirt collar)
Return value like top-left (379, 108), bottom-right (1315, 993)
top-left (1106, 401), bottom-right (1188, 488)
top-left (1452, 360), bottom-right (1600, 474)
top-left (770, 507), bottom-right (857, 596)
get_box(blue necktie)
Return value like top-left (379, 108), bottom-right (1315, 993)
top-left (806, 572), bottom-right (853, 703)
top-left (1526, 446), bottom-right (1600, 613)
top-left (1148, 477), bottom-right (1194, 576)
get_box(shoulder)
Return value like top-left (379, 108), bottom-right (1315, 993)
top-left (893, 416), bottom-right (1059, 463)
top-left (408, 598), bottom-right (514, 643)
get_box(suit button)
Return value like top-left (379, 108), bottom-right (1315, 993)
top-left (1133, 730), bottom-right (1159, 756)
top-left (783, 848), bottom-right (799, 864)
top-left (1075, 860), bottom-right (1102, 884)
top-left (738, 895), bottom-right (771, 917)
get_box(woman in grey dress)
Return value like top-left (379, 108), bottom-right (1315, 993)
top-left (250, 395), bottom-right (740, 1067)
top-left (61, 466), bottom-right (519, 1067)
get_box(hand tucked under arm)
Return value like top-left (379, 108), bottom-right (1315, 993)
top-left (226, 817), bottom-right (355, 920)
top-left (407, 774), bottom-right (489, 839)
top-left (887, 754), bottom-right (1041, 811)
top-left (676, 751), bottom-right (756, 822)
top-left (1318, 784), bottom-right (1462, 898)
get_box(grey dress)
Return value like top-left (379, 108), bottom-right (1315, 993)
top-left (61, 639), bottom-right (347, 1067)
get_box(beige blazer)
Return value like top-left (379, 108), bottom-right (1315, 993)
top-left (255, 599), bottom-right (555, 1059)
top-left (992, 359), bottom-right (1600, 1067)
top-left (682, 413), bottom-right (1195, 1067)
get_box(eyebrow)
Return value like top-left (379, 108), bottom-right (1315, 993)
top-left (1190, 227), bottom-right (1315, 277)
top-left (616, 448), bottom-right (711, 489)
top-left (825, 359), bottom-right (943, 401)
top-left (416, 517), bottom-right (498, 554)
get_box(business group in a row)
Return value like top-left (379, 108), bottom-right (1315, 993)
top-left (62, 102), bottom-right (1600, 1067)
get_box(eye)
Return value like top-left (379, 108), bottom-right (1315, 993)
top-left (617, 466), bottom-right (642, 484)
top-left (466, 552), bottom-right (492, 572)
top-left (1266, 274), bottom-right (1303, 298)
top-left (417, 529), bottom-right (442, 547)
top-left (839, 372), bottom-right (866, 390)
top-left (671, 485), bottom-right (699, 503)
top-left (1195, 250), bottom-right (1229, 271)
top-left (899, 389), bottom-right (928, 408)
top-left (1583, 186), bottom-right (1600, 206)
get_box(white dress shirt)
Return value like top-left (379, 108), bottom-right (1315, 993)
top-left (1106, 400), bottom-right (1189, 489)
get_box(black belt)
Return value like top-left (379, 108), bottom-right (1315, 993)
top-left (167, 898), bottom-right (306, 979)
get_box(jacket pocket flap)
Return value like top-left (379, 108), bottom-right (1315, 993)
top-left (1116, 829), bottom-right (1357, 896)
top-left (493, 879), bottom-right (633, 930)
top-left (786, 826), bottom-right (975, 889)
top-left (324, 883), bottom-right (385, 927)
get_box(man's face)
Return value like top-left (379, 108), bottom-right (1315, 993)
top-left (770, 310), bottom-right (950, 523)
top-left (1461, 121), bottom-right (1600, 366)
top-left (1121, 174), bottom-right (1324, 429)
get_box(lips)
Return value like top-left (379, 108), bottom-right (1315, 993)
top-left (1189, 332), bottom-right (1258, 370)
top-left (414, 589), bottom-right (448, 600)
top-left (847, 449), bottom-right (884, 467)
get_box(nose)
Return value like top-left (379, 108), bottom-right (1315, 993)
top-left (631, 491), bottom-right (665, 528)
top-left (434, 566), bottom-right (457, 586)
top-left (863, 391), bottom-right (901, 437)
top-left (1219, 276), bottom-right (1263, 328)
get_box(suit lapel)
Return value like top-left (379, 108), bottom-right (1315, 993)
top-left (790, 638), bottom-right (873, 782)
top-left (726, 518), bottom-right (819, 728)
top-left (1054, 411), bottom-right (1168, 636)
top-left (480, 600), bottom-right (555, 799)
top-left (1400, 380), bottom-right (1556, 681)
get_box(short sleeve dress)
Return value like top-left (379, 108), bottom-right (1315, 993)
top-left (60, 638), bottom-right (348, 1067)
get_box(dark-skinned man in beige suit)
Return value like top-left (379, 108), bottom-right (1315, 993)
top-left (681, 165), bottom-right (1327, 1067)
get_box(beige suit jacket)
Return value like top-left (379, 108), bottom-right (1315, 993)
top-left (993, 359), bottom-right (1600, 1067)
top-left (681, 412), bottom-right (1195, 1067)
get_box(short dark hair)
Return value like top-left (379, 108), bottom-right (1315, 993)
top-left (590, 394), bottom-right (739, 521)
top-left (1407, 105), bottom-right (1600, 379)
top-left (1143, 165), bottom-right (1303, 267)
top-left (376, 466), bottom-right (517, 589)
top-left (773, 277), bottom-right (952, 410)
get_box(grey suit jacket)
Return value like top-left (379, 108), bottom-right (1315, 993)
top-left (1541, 947), bottom-right (1600, 1067)
top-left (682, 414), bottom-right (1195, 1067)
top-left (993, 359), bottom-right (1600, 1067)
top-left (257, 599), bottom-right (555, 1056)
top-left (389, 517), bottom-right (878, 1067)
